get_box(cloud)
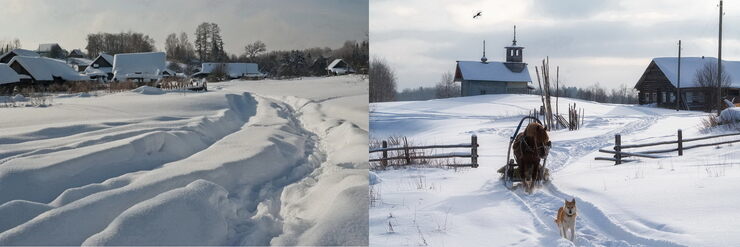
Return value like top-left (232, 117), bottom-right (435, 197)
top-left (371, 0), bottom-right (737, 90)
top-left (0, 0), bottom-right (367, 55)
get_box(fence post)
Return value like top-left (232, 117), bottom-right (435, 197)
top-left (403, 137), bottom-right (411, 165)
top-left (471, 135), bottom-right (479, 168)
top-left (677, 129), bottom-right (683, 156)
top-left (381, 140), bottom-right (388, 168)
top-left (614, 134), bottom-right (622, 165)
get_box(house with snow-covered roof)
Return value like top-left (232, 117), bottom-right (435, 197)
top-left (454, 32), bottom-right (533, 96)
top-left (0, 49), bottom-right (40, 63)
top-left (193, 63), bottom-right (265, 80)
top-left (7, 56), bottom-right (88, 84)
top-left (112, 52), bottom-right (166, 82)
top-left (326, 59), bottom-right (354, 75)
top-left (66, 57), bottom-right (93, 72)
top-left (0, 64), bottom-right (21, 95)
top-left (84, 53), bottom-right (114, 81)
top-left (37, 43), bottom-right (65, 59)
top-left (67, 49), bottom-right (85, 58)
top-left (635, 57), bottom-right (740, 110)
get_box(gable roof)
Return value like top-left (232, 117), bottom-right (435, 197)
top-left (455, 61), bottom-right (531, 82)
top-left (8, 56), bottom-right (88, 81)
top-left (112, 52), bottom-right (166, 80)
top-left (67, 57), bottom-right (93, 66)
top-left (0, 49), bottom-right (40, 63)
top-left (651, 57), bottom-right (740, 88)
top-left (200, 63), bottom-right (262, 78)
top-left (0, 64), bottom-right (20, 85)
top-left (327, 59), bottom-right (347, 69)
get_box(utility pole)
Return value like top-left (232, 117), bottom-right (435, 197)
top-left (677, 40), bottom-right (681, 111)
top-left (718, 0), bottom-right (723, 114)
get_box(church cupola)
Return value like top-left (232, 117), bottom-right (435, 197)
top-left (504, 25), bottom-right (526, 72)
top-left (481, 40), bottom-right (488, 63)
top-left (505, 25), bottom-right (523, 63)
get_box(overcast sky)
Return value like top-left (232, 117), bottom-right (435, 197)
top-left (0, 0), bottom-right (367, 55)
top-left (371, 0), bottom-right (740, 90)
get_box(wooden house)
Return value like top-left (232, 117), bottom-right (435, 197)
top-left (7, 56), bottom-right (88, 84)
top-left (0, 49), bottom-right (40, 63)
top-left (634, 57), bottom-right (740, 110)
top-left (67, 49), bottom-right (85, 58)
top-left (0, 63), bottom-right (21, 95)
top-left (37, 43), bottom-right (65, 59)
top-left (326, 59), bottom-right (354, 75)
top-left (454, 34), bottom-right (533, 96)
top-left (84, 53), bottom-right (114, 81)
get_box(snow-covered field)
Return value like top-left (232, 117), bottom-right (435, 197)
top-left (370, 94), bottom-right (740, 247)
top-left (0, 76), bottom-right (368, 245)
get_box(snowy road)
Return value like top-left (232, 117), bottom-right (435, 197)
top-left (0, 76), bottom-right (368, 245)
top-left (370, 94), bottom-right (737, 246)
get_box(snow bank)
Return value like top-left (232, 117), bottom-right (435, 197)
top-left (0, 76), bottom-right (368, 246)
top-left (720, 107), bottom-right (740, 123)
top-left (130, 86), bottom-right (165, 95)
top-left (82, 180), bottom-right (235, 245)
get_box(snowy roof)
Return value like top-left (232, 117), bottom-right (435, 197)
top-left (200, 63), bottom-right (262, 78)
top-left (651, 57), bottom-right (740, 88)
top-left (0, 49), bottom-right (40, 63)
top-left (7, 49), bottom-right (40, 57)
top-left (98, 53), bottom-right (114, 65)
top-left (37, 43), bottom-right (60, 52)
top-left (455, 61), bottom-right (531, 82)
top-left (8, 56), bottom-right (89, 81)
top-left (67, 57), bottom-right (93, 66)
top-left (327, 59), bottom-right (347, 70)
top-left (0, 64), bottom-right (20, 84)
top-left (112, 52), bottom-right (166, 80)
top-left (68, 49), bottom-right (85, 56)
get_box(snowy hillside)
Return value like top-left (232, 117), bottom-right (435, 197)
top-left (0, 76), bottom-right (368, 245)
top-left (370, 94), bottom-right (740, 247)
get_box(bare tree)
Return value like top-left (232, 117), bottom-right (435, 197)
top-left (435, 71), bottom-right (460, 98)
top-left (244, 41), bottom-right (267, 59)
top-left (369, 57), bottom-right (397, 102)
top-left (695, 62), bottom-right (731, 112)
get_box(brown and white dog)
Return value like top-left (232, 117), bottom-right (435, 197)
top-left (554, 198), bottom-right (577, 241)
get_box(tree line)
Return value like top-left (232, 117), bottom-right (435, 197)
top-left (80, 22), bottom-right (369, 79)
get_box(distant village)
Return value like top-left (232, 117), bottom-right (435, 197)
top-left (0, 23), bottom-right (369, 96)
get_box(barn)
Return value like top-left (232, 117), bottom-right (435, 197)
top-left (111, 52), bottom-right (166, 82)
top-left (326, 59), bottom-right (354, 75)
top-left (7, 56), bottom-right (88, 84)
top-left (454, 36), bottom-right (533, 96)
top-left (634, 57), bottom-right (740, 110)
top-left (0, 49), bottom-right (40, 63)
top-left (84, 53), bottom-right (114, 81)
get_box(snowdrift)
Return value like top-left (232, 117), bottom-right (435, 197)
top-left (0, 76), bottom-right (368, 245)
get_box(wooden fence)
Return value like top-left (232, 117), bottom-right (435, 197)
top-left (595, 129), bottom-right (740, 165)
top-left (369, 135), bottom-right (479, 168)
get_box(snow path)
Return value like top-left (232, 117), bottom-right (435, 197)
top-left (369, 95), bottom-right (705, 246)
top-left (503, 112), bottom-right (686, 246)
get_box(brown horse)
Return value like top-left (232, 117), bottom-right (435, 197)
top-left (512, 122), bottom-right (551, 193)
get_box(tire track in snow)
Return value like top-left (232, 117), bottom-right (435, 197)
top-left (503, 110), bottom-right (686, 246)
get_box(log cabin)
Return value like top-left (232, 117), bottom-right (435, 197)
top-left (634, 57), bottom-right (740, 110)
